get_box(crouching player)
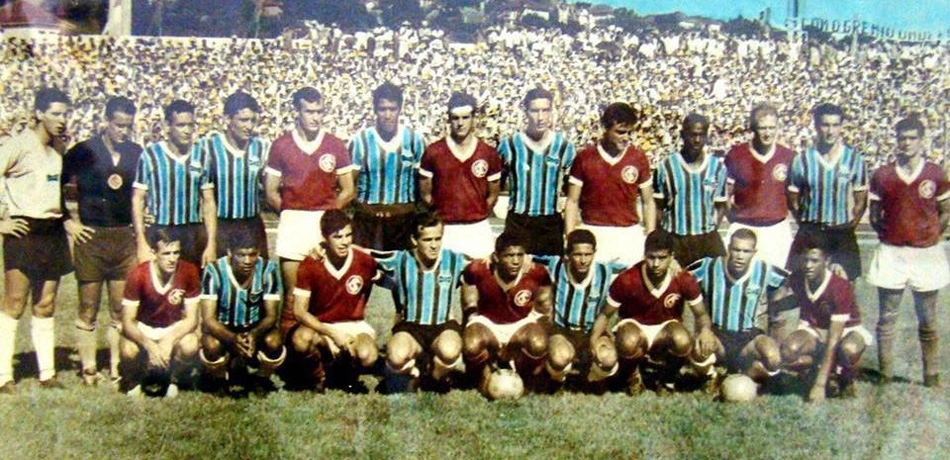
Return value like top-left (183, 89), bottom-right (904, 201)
top-left (590, 230), bottom-right (717, 394)
top-left (780, 234), bottom-right (869, 402)
top-left (689, 229), bottom-right (786, 388)
top-left (199, 232), bottom-right (285, 394)
top-left (535, 229), bottom-right (623, 392)
top-left (119, 228), bottom-right (200, 397)
top-left (280, 210), bottom-right (381, 392)
top-left (461, 232), bottom-right (554, 397)
top-left (375, 212), bottom-right (468, 392)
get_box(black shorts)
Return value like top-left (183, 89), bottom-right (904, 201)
top-left (504, 212), bottom-right (565, 256)
top-left (551, 325), bottom-right (593, 369)
top-left (713, 327), bottom-right (765, 372)
top-left (3, 217), bottom-right (73, 280)
top-left (788, 223), bottom-right (861, 279)
top-left (74, 225), bottom-right (136, 282)
top-left (216, 217), bottom-right (269, 259)
top-left (148, 224), bottom-right (207, 268)
top-left (671, 231), bottom-right (726, 267)
top-left (352, 202), bottom-right (417, 251)
top-left (392, 320), bottom-right (463, 350)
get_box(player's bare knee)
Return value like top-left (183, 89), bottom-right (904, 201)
top-left (77, 301), bottom-right (99, 325)
top-left (463, 325), bottom-right (491, 358)
top-left (261, 329), bottom-right (283, 355)
top-left (176, 333), bottom-right (200, 360)
top-left (201, 334), bottom-right (225, 360)
top-left (516, 324), bottom-right (547, 358)
top-left (31, 298), bottom-right (56, 318)
top-left (594, 341), bottom-right (618, 370)
top-left (355, 336), bottom-right (378, 368)
top-left (386, 340), bottom-right (414, 369)
top-left (291, 327), bottom-right (314, 354)
top-left (120, 338), bottom-right (140, 360)
top-left (548, 336), bottom-right (574, 369)
top-left (781, 332), bottom-right (810, 363)
top-left (433, 332), bottom-right (462, 363)
top-left (615, 327), bottom-right (645, 360)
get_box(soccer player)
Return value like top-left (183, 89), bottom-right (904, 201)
top-left (203, 91), bottom-right (271, 258)
top-left (564, 102), bottom-right (656, 265)
top-left (349, 81), bottom-right (425, 251)
top-left (787, 103), bottom-right (868, 281)
top-left (375, 212), bottom-right (468, 392)
top-left (0, 88), bottom-right (73, 392)
top-left (724, 103), bottom-right (796, 268)
top-left (867, 117), bottom-right (950, 387)
top-left (654, 113), bottom-right (728, 267)
top-left (780, 233), bottom-right (870, 402)
top-left (280, 211), bottom-right (381, 392)
top-left (590, 230), bottom-right (717, 394)
top-left (132, 99), bottom-right (217, 268)
top-left (461, 231), bottom-right (554, 396)
top-left (689, 229), bottom-right (786, 384)
top-left (419, 92), bottom-right (502, 259)
top-left (199, 231), bottom-right (284, 394)
top-left (119, 228), bottom-right (201, 398)
top-left (265, 87), bottom-right (355, 317)
top-left (498, 88), bottom-right (577, 256)
top-left (63, 96), bottom-right (143, 386)
top-left (536, 229), bottom-right (623, 390)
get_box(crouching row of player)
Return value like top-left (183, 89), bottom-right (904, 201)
top-left (119, 208), bottom-right (865, 402)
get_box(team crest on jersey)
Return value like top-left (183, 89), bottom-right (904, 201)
top-left (107, 173), bottom-right (123, 190)
top-left (472, 159), bottom-right (489, 178)
top-left (837, 167), bottom-right (851, 180)
top-left (917, 179), bottom-right (937, 199)
top-left (438, 274), bottom-right (454, 285)
top-left (663, 293), bottom-right (681, 309)
top-left (745, 285), bottom-right (761, 298)
top-left (513, 289), bottom-right (533, 307)
top-left (167, 289), bottom-right (186, 306)
top-left (318, 154), bottom-right (336, 173)
top-left (772, 164), bottom-right (788, 182)
top-left (189, 160), bottom-right (203, 176)
top-left (345, 275), bottom-right (364, 295)
top-left (621, 166), bottom-right (639, 184)
top-left (703, 177), bottom-right (718, 191)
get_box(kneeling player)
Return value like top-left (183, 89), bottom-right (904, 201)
top-left (461, 232), bottom-right (554, 397)
top-left (119, 228), bottom-right (200, 397)
top-left (375, 212), bottom-right (467, 392)
top-left (780, 234), bottom-right (869, 402)
top-left (590, 229), bottom-right (717, 394)
top-left (280, 210), bottom-right (381, 392)
top-left (199, 232), bottom-right (285, 394)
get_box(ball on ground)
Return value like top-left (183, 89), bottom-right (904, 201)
top-left (486, 369), bottom-right (524, 401)
top-left (721, 374), bottom-right (757, 402)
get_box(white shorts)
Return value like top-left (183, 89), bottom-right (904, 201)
top-left (137, 322), bottom-right (173, 342)
top-left (866, 243), bottom-right (950, 292)
top-left (324, 320), bottom-right (377, 340)
top-left (442, 220), bottom-right (493, 260)
top-left (276, 210), bottom-right (325, 261)
top-left (613, 318), bottom-right (677, 350)
top-left (466, 311), bottom-right (543, 348)
top-left (797, 321), bottom-right (874, 346)
top-left (582, 223), bottom-right (646, 266)
top-left (726, 220), bottom-right (792, 269)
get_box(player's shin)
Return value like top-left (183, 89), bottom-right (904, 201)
top-left (0, 313), bottom-right (17, 386)
top-left (107, 321), bottom-right (121, 378)
top-left (32, 317), bottom-right (56, 381)
top-left (75, 320), bottom-right (98, 383)
top-left (257, 346), bottom-right (286, 377)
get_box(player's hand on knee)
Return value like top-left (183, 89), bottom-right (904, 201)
top-left (144, 342), bottom-right (168, 370)
top-left (696, 329), bottom-right (717, 357)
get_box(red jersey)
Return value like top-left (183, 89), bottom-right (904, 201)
top-left (419, 137), bottom-right (502, 223)
top-left (788, 270), bottom-right (861, 329)
top-left (725, 142), bottom-right (795, 225)
top-left (568, 144), bottom-right (652, 226)
top-left (462, 259), bottom-right (552, 324)
top-left (607, 262), bottom-right (703, 325)
top-left (292, 249), bottom-right (380, 324)
top-left (122, 261), bottom-right (200, 328)
top-left (265, 130), bottom-right (353, 211)
top-left (869, 161), bottom-right (950, 247)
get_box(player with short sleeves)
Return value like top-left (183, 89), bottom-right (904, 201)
top-left (461, 231), bottom-right (554, 396)
top-left (0, 88), bottom-right (73, 393)
top-left (281, 211), bottom-right (381, 393)
top-left (780, 233), bottom-right (870, 402)
top-left (787, 103), bottom-right (868, 280)
top-left (350, 81), bottom-right (426, 251)
top-left (654, 113), bottom-right (728, 267)
top-left (867, 117), bottom-right (950, 388)
top-left (119, 228), bottom-right (201, 397)
top-left (132, 99), bottom-right (217, 268)
top-left (564, 102), bottom-right (656, 265)
top-left (724, 103), bottom-right (796, 268)
top-left (498, 88), bottom-right (576, 256)
top-left (590, 230), bottom-right (717, 394)
top-left (63, 96), bottom-right (143, 386)
top-left (419, 92), bottom-right (501, 259)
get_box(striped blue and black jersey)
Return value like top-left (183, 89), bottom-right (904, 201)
top-left (498, 131), bottom-right (576, 216)
top-left (535, 255), bottom-right (624, 332)
top-left (654, 152), bottom-right (727, 236)
top-left (788, 145), bottom-right (868, 226)
top-left (133, 141), bottom-right (210, 225)
top-left (200, 256), bottom-right (282, 330)
top-left (374, 248), bottom-right (467, 326)
top-left (689, 257), bottom-right (787, 332)
top-left (202, 132), bottom-right (270, 220)
top-left (349, 126), bottom-right (425, 205)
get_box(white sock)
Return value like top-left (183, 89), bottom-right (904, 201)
top-left (0, 313), bottom-right (18, 385)
top-left (31, 317), bottom-right (55, 381)
top-left (107, 321), bottom-right (121, 377)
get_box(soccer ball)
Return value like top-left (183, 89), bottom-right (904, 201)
top-left (721, 374), bottom-right (757, 402)
top-left (486, 369), bottom-right (524, 401)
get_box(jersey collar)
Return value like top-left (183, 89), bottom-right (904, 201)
top-left (641, 264), bottom-right (673, 299)
top-left (805, 269), bottom-right (832, 302)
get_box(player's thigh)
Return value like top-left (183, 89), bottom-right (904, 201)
top-left (782, 329), bottom-right (818, 359)
top-left (548, 333), bottom-right (576, 367)
top-left (432, 327), bottom-right (463, 361)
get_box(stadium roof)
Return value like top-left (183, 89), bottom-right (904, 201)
top-left (0, 0), bottom-right (59, 29)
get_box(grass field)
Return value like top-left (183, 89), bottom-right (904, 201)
top-left (1, 236), bottom-right (949, 459)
